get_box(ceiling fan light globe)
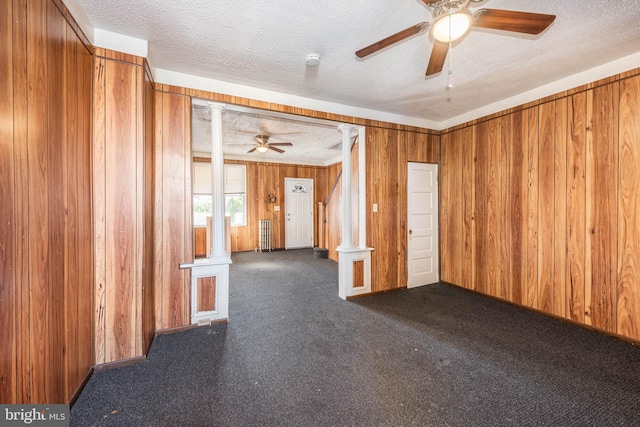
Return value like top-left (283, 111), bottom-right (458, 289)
top-left (256, 145), bottom-right (269, 153)
top-left (431, 10), bottom-right (472, 43)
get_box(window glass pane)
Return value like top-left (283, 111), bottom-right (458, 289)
top-left (225, 194), bottom-right (246, 226)
top-left (193, 195), bottom-right (212, 227)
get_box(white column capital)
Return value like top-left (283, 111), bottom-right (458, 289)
top-left (207, 102), bottom-right (226, 111)
top-left (338, 123), bottom-right (356, 134)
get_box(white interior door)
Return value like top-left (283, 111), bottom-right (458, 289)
top-left (407, 163), bottom-right (439, 288)
top-left (285, 178), bottom-right (314, 249)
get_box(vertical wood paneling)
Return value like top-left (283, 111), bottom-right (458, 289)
top-left (585, 83), bottom-right (618, 333)
top-left (474, 121), bottom-right (489, 294)
top-left (326, 162), bottom-right (342, 260)
top-left (618, 75), bottom-right (640, 341)
top-left (554, 98), bottom-right (568, 318)
top-left (505, 110), bottom-right (528, 304)
top-left (0, 0), bottom-right (17, 403)
top-left (462, 126), bottom-right (476, 290)
top-left (93, 55), bottom-right (107, 364)
top-left (155, 91), bottom-right (192, 330)
top-left (63, 18), bottom-right (79, 399)
top-left (94, 49), bottom-right (153, 363)
top-left (142, 65), bottom-right (155, 354)
top-left (197, 277), bottom-right (216, 312)
top-left (440, 132), bottom-right (463, 284)
top-left (12, 0), bottom-right (31, 404)
top-left (526, 107), bottom-right (540, 309)
top-left (538, 102), bottom-right (555, 313)
top-left (486, 118), bottom-right (501, 298)
top-left (46, 1), bottom-right (66, 400)
top-left (440, 71), bottom-right (640, 344)
top-left (27, 0), bottom-right (50, 402)
top-left (566, 92), bottom-right (587, 323)
top-left (105, 59), bottom-right (138, 361)
top-left (2, 0), bottom-right (93, 403)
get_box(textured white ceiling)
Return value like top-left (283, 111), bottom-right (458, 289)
top-left (192, 104), bottom-right (344, 165)
top-left (72, 0), bottom-right (640, 163)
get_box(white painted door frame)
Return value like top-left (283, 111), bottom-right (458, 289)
top-left (284, 177), bottom-right (314, 249)
top-left (407, 162), bottom-right (439, 288)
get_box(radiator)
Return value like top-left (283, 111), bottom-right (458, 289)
top-left (258, 220), bottom-right (271, 252)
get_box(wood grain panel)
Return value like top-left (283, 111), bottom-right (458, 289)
top-left (437, 70), bottom-right (640, 342)
top-left (155, 91), bottom-right (192, 330)
top-left (474, 121), bottom-right (489, 294)
top-left (13, 0), bottom-right (31, 404)
top-left (197, 277), bottom-right (216, 312)
top-left (326, 162), bottom-right (342, 261)
top-left (93, 55), bottom-right (107, 364)
top-left (566, 92), bottom-right (587, 322)
top-left (105, 58), bottom-right (138, 362)
top-left (504, 109), bottom-right (528, 305)
top-left (585, 83), bottom-right (618, 333)
top-left (553, 98), bottom-right (568, 318)
top-left (353, 260), bottom-right (364, 288)
top-left (0, 0), bottom-right (17, 403)
top-left (142, 63), bottom-right (155, 354)
top-left (538, 101), bottom-right (555, 313)
top-left (93, 49), bottom-right (155, 363)
top-left (440, 132), bottom-right (463, 284)
top-left (526, 107), bottom-right (540, 309)
top-left (461, 126), bottom-right (476, 291)
top-left (486, 118), bottom-right (501, 298)
top-left (46, 2), bottom-right (66, 400)
top-left (617, 75), bottom-right (640, 340)
top-left (2, 0), bottom-right (93, 403)
top-left (27, 0), bottom-right (50, 401)
top-left (63, 18), bottom-right (79, 399)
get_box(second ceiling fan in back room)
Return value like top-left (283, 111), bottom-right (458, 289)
top-left (247, 134), bottom-right (293, 154)
top-left (355, 0), bottom-right (556, 76)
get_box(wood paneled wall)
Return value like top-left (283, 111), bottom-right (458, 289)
top-left (0, 0), bottom-right (93, 404)
top-left (440, 71), bottom-right (640, 342)
top-left (93, 49), bottom-right (155, 364)
top-left (154, 89), bottom-right (192, 330)
top-left (224, 160), bottom-right (330, 251)
top-left (366, 129), bottom-right (440, 292)
top-left (326, 162), bottom-right (343, 260)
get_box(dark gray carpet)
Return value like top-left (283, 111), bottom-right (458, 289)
top-left (71, 249), bottom-right (640, 426)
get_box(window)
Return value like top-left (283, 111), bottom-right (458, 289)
top-left (193, 194), bottom-right (212, 227)
top-left (192, 162), bottom-right (247, 227)
top-left (224, 164), bottom-right (247, 226)
top-left (225, 194), bottom-right (246, 226)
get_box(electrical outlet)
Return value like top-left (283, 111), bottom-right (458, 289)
top-left (274, 206), bottom-right (280, 211)
top-left (372, 203), bottom-right (378, 213)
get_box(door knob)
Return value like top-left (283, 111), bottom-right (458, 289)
top-left (409, 229), bottom-right (413, 235)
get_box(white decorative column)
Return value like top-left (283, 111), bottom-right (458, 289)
top-left (338, 124), bottom-right (354, 251)
top-left (180, 101), bottom-right (232, 325)
top-left (336, 124), bottom-right (373, 300)
top-left (209, 102), bottom-right (229, 260)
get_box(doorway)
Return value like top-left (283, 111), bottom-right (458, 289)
top-left (284, 177), bottom-right (314, 249)
top-left (407, 162), bottom-right (439, 288)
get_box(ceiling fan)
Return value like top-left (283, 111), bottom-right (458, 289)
top-left (355, 0), bottom-right (556, 76)
top-left (247, 134), bottom-right (293, 154)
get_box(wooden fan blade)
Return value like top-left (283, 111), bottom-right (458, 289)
top-left (473, 9), bottom-right (556, 35)
top-left (268, 146), bottom-right (285, 153)
top-left (356, 22), bottom-right (429, 58)
top-left (268, 142), bottom-right (293, 147)
top-left (247, 147), bottom-right (257, 153)
top-left (426, 40), bottom-right (448, 76)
